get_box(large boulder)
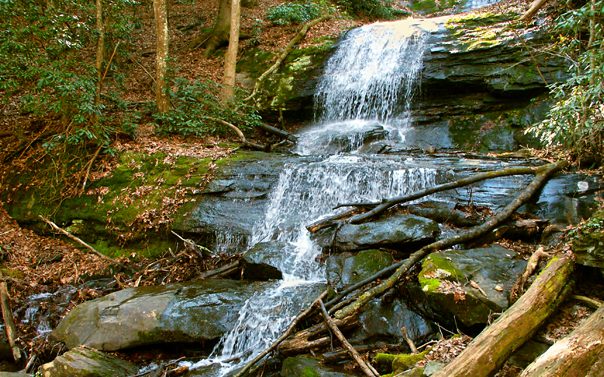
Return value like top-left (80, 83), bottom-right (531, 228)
top-left (409, 245), bottom-right (527, 327)
top-left (316, 214), bottom-right (440, 252)
top-left (51, 279), bottom-right (271, 351)
top-left (38, 346), bottom-right (137, 377)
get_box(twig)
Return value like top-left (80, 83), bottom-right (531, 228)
top-left (0, 272), bottom-right (21, 362)
top-left (39, 216), bottom-right (115, 262)
top-left (80, 144), bottom-right (103, 194)
top-left (401, 327), bottom-right (417, 354)
top-left (318, 299), bottom-right (378, 377)
top-left (510, 246), bottom-right (549, 302)
top-left (199, 261), bottom-right (240, 279)
top-left (234, 290), bottom-right (328, 377)
top-left (201, 116), bottom-right (267, 151)
top-left (571, 295), bottom-right (603, 309)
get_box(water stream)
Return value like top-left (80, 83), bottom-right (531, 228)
top-left (188, 17), bottom-right (441, 376)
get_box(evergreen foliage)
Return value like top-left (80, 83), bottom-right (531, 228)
top-left (336, 0), bottom-right (407, 19)
top-left (527, 0), bottom-right (603, 165)
top-left (266, 1), bottom-right (321, 25)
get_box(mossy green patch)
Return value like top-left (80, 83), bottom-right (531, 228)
top-left (418, 252), bottom-right (464, 293)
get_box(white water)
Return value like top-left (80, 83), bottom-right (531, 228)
top-left (189, 18), bottom-right (439, 377)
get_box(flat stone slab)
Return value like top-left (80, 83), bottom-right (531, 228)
top-left (51, 279), bottom-right (271, 351)
top-left (39, 346), bottom-right (137, 377)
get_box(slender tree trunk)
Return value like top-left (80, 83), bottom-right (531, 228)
top-left (221, 0), bottom-right (240, 102)
top-left (153, 0), bottom-right (170, 113)
top-left (95, 0), bottom-right (105, 123)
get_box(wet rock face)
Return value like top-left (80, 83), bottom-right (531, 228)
top-left (241, 241), bottom-right (291, 280)
top-left (39, 346), bottom-right (137, 377)
top-left (51, 279), bottom-right (273, 351)
top-left (352, 298), bottom-right (434, 344)
top-left (316, 214), bottom-right (440, 253)
top-left (172, 152), bottom-right (287, 255)
top-left (408, 245), bottom-right (527, 327)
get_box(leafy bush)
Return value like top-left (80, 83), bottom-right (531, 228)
top-left (266, 2), bottom-right (321, 25)
top-left (154, 79), bottom-right (262, 137)
top-left (336, 0), bottom-right (407, 19)
top-left (526, 0), bottom-right (603, 166)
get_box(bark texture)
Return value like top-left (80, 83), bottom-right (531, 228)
top-left (221, 0), bottom-right (240, 102)
top-left (153, 0), bottom-right (170, 113)
top-left (520, 305), bottom-right (604, 377)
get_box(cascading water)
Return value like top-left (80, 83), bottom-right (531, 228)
top-left (297, 18), bottom-right (438, 155)
top-left (189, 18), bottom-right (439, 377)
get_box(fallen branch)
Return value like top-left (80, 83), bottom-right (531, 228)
top-left (199, 260), bottom-right (240, 279)
top-left (401, 327), bottom-right (417, 354)
top-left (571, 294), bottom-right (603, 309)
top-left (333, 161), bottom-right (566, 320)
top-left (519, 0), bottom-right (549, 22)
top-left (520, 305), bottom-right (604, 376)
top-left (0, 272), bottom-right (21, 362)
top-left (245, 15), bottom-right (330, 103)
top-left (278, 316), bottom-right (359, 355)
top-left (171, 230), bottom-right (215, 258)
top-left (234, 290), bottom-right (328, 377)
top-left (202, 116), bottom-right (267, 151)
top-left (257, 123), bottom-right (297, 142)
top-left (318, 299), bottom-right (379, 377)
top-left (309, 165), bottom-right (547, 233)
top-left (433, 254), bottom-right (574, 377)
top-left (39, 216), bottom-right (114, 262)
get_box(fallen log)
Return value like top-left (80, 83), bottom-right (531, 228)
top-left (333, 161), bottom-right (566, 320)
top-left (432, 255), bottom-right (574, 377)
top-left (278, 316), bottom-right (359, 355)
top-left (257, 123), bottom-right (297, 142)
top-left (202, 116), bottom-right (268, 151)
top-left (308, 165), bottom-right (549, 233)
top-left (520, 305), bottom-right (604, 376)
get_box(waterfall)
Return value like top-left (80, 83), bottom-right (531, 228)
top-left (315, 19), bottom-right (434, 122)
top-left (190, 17), bottom-right (438, 377)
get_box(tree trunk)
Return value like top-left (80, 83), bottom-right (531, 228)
top-left (519, 0), bottom-right (549, 21)
top-left (95, 0), bottom-right (105, 117)
top-left (221, 0), bottom-right (240, 102)
top-left (520, 305), bottom-right (604, 377)
top-left (153, 0), bottom-right (170, 113)
top-left (190, 0), bottom-right (231, 54)
top-left (433, 255), bottom-right (574, 377)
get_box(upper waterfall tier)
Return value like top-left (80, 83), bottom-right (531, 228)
top-left (314, 18), bottom-right (438, 122)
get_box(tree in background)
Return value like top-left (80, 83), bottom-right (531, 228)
top-left (527, 0), bottom-right (603, 165)
top-left (153, 0), bottom-right (170, 113)
top-left (221, 0), bottom-right (241, 102)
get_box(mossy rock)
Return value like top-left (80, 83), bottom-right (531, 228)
top-left (281, 356), bottom-right (351, 377)
top-left (573, 210), bottom-right (604, 269)
top-left (374, 349), bottom-right (429, 375)
top-left (414, 246), bottom-right (527, 327)
top-left (326, 249), bottom-right (394, 290)
top-left (39, 346), bottom-right (137, 377)
top-left (2, 150), bottom-right (257, 258)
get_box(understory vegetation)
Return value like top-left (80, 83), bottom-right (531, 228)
top-left (527, 0), bottom-right (603, 166)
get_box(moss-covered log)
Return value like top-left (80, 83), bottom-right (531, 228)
top-left (520, 305), bottom-right (604, 377)
top-left (432, 255), bottom-right (574, 377)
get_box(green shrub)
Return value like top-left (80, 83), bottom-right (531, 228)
top-left (154, 78), bottom-right (262, 137)
top-left (526, 0), bottom-right (603, 166)
top-left (336, 0), bottom-right (408, 19)
top-left (266, 2), bottom-right (321, 25)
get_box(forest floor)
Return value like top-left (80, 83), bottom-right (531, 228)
top-left (0, 0), bottom-right (602, 373)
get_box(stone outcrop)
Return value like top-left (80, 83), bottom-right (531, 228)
top-left (51, 279), bottom-right (272, 351)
